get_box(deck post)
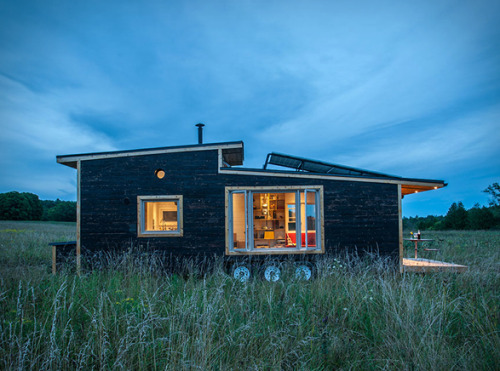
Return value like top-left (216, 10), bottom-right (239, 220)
top-left (52, 245), bottom-right (57, 274)
top-left (398, 184), bottom-right (403, 274)
top-left (76, 160), bottom-right (81, 276)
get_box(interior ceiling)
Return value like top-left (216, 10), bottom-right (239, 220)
top-left (401, 185), bottom-right (439, 196)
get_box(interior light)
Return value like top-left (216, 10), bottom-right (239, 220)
top-left (155, 169), bottom-right (165, 179)
top-left (434, 186), bottom-right (438, 189)
top-left (414, 191), bottom-right (418, 193)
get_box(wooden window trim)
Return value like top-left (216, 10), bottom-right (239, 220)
top-left (137, 195), bottom-right (184, 237)
top-left (225, 186), bottom-right (325, 256)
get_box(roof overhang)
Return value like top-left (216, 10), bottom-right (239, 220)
top-left (220, 167), bottom-right (446, 193)
top-left (401, 182), bottom-right (446, 196)
top-left (57, 141), bottom-right (244, 169)
top-left (259, 152), bottom-right (446, 194)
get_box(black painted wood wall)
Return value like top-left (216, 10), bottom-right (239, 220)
top-left (80, 149), bottom-right (399, 258)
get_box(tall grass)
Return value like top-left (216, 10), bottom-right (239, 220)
top-left (0, 221), bottom-right (498, 369)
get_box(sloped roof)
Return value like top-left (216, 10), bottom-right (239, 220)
top-left (57, 141), bottom-right (244, 169)
top-left (57, 141), bottom-right (445, 196)
top-left (257, 152), bottom-right (446, 196)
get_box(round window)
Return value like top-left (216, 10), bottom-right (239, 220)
top-left (155, 169), bottom-right (165, 179)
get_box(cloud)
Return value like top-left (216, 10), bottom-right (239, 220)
top-left (0, 75), bottom-right (116, 156)
top-left (0, 0), bottom-right (498, 215)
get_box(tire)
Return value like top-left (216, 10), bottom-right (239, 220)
top-left (232, 264), bottom-right (251, 282)
top-left (263, 264), bottom-right (281, 282)
top-left (295, 263), bottom-right (314, 281)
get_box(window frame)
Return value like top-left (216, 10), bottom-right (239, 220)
top-left (225, 186), bottom-right (324, 255)
top-left (137, 195), bottom-right (184, 237)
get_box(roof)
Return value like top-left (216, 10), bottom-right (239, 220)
top-left (57, 141), bottom-right (244, 168)
top-left (257, 152), bottom-right (446, 196)
top-left (57, 141), bottom-right (445, 196)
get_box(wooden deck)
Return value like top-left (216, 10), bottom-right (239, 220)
top-left (403, 258), bottom-right (468, 273)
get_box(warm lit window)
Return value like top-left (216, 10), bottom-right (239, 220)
top-left (226, 186), bottom-right (323, 254)
top-left (138, 195), bottom-right (183, 237)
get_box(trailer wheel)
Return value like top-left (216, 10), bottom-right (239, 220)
top-left (232, 265), bottom-right (251, 282)
top-left (263, 264), bottom-right (281, 282)
top-left (295, 263), bottom-right (314, 281)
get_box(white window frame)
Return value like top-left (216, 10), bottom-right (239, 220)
top-left (137, 195), bottom-right (184, 237)
top-left (225, 186), bottom-right (324, 255)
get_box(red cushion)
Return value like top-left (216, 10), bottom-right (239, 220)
top-left (286, 232), bottom-right (316, 247)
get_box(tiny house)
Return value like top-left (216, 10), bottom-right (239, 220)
top-left (56, 132), bottom-right (446, 279)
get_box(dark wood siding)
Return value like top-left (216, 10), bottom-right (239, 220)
top-left (80, 149), bottom-right (399, 257)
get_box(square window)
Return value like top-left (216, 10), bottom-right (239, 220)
top-left (138, 195), bottom-right (183, 237)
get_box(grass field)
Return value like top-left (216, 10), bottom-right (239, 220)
top-left (0, 221), bottom-right (498, 369)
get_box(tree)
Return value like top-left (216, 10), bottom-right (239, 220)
top-left (0, 192), bottom-right (43, 220)
top-left (444, 202), bottom-right (468, 230)
top-left (467, 204), bottom-right (494, 230)
top-left (42, 199), bottom-right (76, 222)
top-left (483, 182), bottom-right (500, 206)
top-left (23, 192), bottom-right (43, 220)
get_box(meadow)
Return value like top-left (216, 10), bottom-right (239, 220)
top-left (0, 221), bottom-right (498, 370)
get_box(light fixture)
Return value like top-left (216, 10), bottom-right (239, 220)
top-left (155, 169), bottom-right (165, 179)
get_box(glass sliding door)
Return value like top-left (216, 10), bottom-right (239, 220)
top-left (226, 186), bottom-right (324, 255)
top-left (231, 191), bottom-right (247, 251)
top-left (252, 192), bottom-right (288, 249)
top-left (301, 190), bottom-right (318, 249)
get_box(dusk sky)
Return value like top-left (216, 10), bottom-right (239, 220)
top-left (0, 0), bottom-right (499, 217)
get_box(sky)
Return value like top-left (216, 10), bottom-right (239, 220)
top-left (0, 0), bottom-right (499, 217)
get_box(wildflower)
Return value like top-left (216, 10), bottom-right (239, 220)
top-left (343, 307), bottom-right (347, 311)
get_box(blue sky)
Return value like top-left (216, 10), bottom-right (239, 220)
top-left (0, 0), bottom-right (499, 216)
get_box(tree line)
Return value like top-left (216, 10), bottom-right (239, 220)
top-left (1, 183), bottom-right (499, 228)
top-left (0, 191), bottom-right (76, 222)
top-left (403, 183), bottom-right (500, 231)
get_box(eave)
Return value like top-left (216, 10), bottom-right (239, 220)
top-left (219, 167), bottom-right (446, 193)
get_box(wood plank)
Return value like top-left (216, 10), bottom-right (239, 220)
top-left (403, 258), bottom-right (468, 273)
top-left (224, 187), bottom-right (230, 255)
top-left (227, 249), bottom-right (325, 256)
top-left (76, 160), bottom-right (81, 275)
top-left (52, 245), bottom-right (56, 274)
top-left (398, 184), bottom-right (403, 274)
top-left (226, 185), bottom-right (324, 191)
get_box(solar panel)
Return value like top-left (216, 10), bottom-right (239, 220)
top-left (263, 153), bottom-right (397, 178)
